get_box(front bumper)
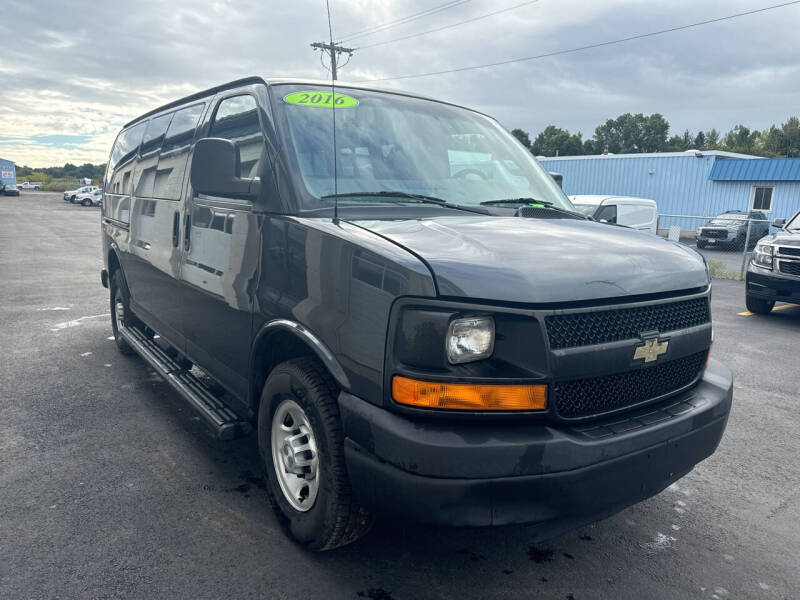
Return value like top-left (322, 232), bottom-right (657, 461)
top-left (746, 264), bottom-right (800, 304)
top-left (339, 358), bottom-right (732, 533)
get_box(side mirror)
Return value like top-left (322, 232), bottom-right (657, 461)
top-left (772, 218), bottom-right (786, 228)
top-left (190, 137), bottom-right (261, 200)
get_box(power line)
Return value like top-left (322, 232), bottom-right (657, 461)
top-left (360, 0), bottom-right (540, 50)
top-left (311, 41), bottom-right (355, 80)
top-left (340, 0), bottom-right (475, 42)
top-left (356, 0), bottom-right (800, 82)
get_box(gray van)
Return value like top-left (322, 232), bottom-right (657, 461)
top-left (100, 77), bottom-right (732, 550)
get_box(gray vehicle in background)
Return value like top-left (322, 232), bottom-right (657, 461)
top-left (696, 210), bottom-right (769, 249)
top-left (64, 185), bottom-right (99, 203)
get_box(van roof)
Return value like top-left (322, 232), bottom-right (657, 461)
top-left (569, 195), bottom-right (657, 206)
top-left (123, 76), bottom-right (484, 128)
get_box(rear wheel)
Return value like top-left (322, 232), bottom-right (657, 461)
top-left (746, 294), bottom-right (774, 315)
top-left (258, 357), bottom-right (373, 551)
top-left (81, 198), bottom-right (91, 207)
top-left (110, 270), bottom-right (136, 355)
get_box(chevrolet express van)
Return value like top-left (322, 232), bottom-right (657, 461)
top-left (100, 77), bottom-right (732, 550)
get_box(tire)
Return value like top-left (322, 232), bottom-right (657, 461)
top-left (696, 240), bottom-right (707, 249)
top-left (81, 198), bottom-right (91, 207)
top-left (70, 195), bottom-right (76, 203)
top-left (109, 270), bottom-right (137, 355)
top-left (258, 357), bottom-right (373, 551)
top-left (746, 294), bottom-right (774, 315)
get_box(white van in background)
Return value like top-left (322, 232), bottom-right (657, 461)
top-left (570, 195), bottom-right (658, 235)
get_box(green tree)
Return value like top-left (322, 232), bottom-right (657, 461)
top-left (694, 131), bottom-right (706, 149)
top-left (704, 129), bottom-right (721, 149)
top-left (511, 128), bottom-right (532, 149)
top-left (531, 126), bottom-right (584, 157)
top-left (723, 125), bottom-right (755, 153)
top-left (592, 113), bottom-right (669, 153)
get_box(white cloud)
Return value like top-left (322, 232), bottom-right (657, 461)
top-left (0, 0), bottom-right (799, 166)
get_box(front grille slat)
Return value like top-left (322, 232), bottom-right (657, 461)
top-left (552, 350), bottom-right (708, 420)
top-left (779, 261), bottom-right (800, 276)
top-left (545, 297), bottom-right (710, 349)
top-left (779, 246), bottom-right (800, 257)
top-left (702, 229), bottom-right (727, 239)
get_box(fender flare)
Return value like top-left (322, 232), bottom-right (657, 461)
top-left (250, 319), bottom-right (351, 391)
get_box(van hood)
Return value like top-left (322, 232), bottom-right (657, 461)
top-left (351, 216), bottom-right (708, 304)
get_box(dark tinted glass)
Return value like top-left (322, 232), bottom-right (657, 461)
top-left (210, 95), bottom-right (263, 178)
top-left (154, 103), bottom-right (205, 200)
top-left (140, 113), bottom-right (173, 157)
top-left (595, 204), bottom-right (617, 224)
top-left (108, 121), bottom-right (146, 176)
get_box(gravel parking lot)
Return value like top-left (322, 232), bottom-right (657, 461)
top-left (2, 192), bottom-right (799, 599)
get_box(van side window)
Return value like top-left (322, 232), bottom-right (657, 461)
top-left (108, 121), bottom-right (146, 194)
top-left (135, 113), bottom-right (173, 198)
top-left (595, 204), bottom-right (617, 224)
top-left (155, 103), bottom-right (205, 200)
top-left (210, 95), bottom-right (263, 179)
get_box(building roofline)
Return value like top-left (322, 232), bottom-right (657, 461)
top-left (539, 150), bottom-right (759, 161)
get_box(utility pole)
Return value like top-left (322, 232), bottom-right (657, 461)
top-left (310, 41), bottom-right (355, 81)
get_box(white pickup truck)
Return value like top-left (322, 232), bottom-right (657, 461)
top-left (18, 181), bottom-right (43, 190)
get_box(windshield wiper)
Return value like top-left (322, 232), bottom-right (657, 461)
top-left (321, 191), bottom-right (489, 214)
top-left (480, 197), bottom-right (588, 219)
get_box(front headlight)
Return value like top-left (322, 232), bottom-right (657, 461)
top-left (446, 316), bottom-right (495, 364)
top-left (753, 242), bottom-right (773, 269)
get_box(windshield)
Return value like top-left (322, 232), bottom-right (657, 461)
top-left (709, 214), bottom-right (747, 225)
top-left (786, 212), bottom-right (800, 231)
top-left (271, 84), bottom-right (573, 211)
top-left (571, 204), bottom-right (598, 217)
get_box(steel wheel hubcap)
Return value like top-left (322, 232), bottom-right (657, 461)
top-left (270, 398), bottom-right (319, 512)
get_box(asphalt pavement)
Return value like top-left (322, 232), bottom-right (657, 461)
top-left (1, 192), bottom-right (799, 599)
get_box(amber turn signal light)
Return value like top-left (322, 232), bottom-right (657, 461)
top-left (392, 376), bottom-right (547, 411)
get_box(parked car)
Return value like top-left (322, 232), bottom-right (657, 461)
top-left (696, 210), bottom-right (769, 249)
top-left (101, 77), bottom-right (732, 551)
top-left (75, 188), bottom-right (103, 207)
top-left (18, 181), bottom-right (42, 190)
top-left (4, 183), bottom-right (19, 196)
top-left (64, 185), bottom-right (98, 203)
top-left (745, 210), bottom-right (800, 313)
top-left (570, 195), bottom-right (658, 234)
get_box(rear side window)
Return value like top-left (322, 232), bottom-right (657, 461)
top-left (619, 204), bottom-right (654, 226)
top-left (136, 113), bottom-right (173, 198)
top-left (108, 121), bottom-right (146, 194)
top-left (154, 103), bottom-right (205, 200)
top-left (210, 95), bottom-right (263, 178)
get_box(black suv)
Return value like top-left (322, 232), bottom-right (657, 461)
top-left (100, 77), bottom-right (732, 550)
top-left (696, 210), bottom-right (769, 249)
top-left (746, 209), bottom-right (800, 313)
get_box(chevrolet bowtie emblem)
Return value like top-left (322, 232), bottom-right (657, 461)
top-left (633, 338), bottom-right (669, 363)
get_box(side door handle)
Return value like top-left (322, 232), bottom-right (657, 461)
top-left (184, 212), bottom-right (191, 251)
top-left (172, 211), bottom-right (180, 247)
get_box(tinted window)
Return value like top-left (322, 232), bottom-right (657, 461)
top-left (108, 121), bottom-right (146, 195)
top-left (140, 113), bottom-right (172, 157)
top-left (136, 113), bottom-right (173, 198)
top-left (154, 103), bottom-right (204, 200)
top-left (595, 204), bottom-right (617, 224)
top-left (108, 122), bottom-right (146, 177)
top-left (210, 95), bottom-right (263, 178)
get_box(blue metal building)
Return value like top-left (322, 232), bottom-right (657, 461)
top-left (539, 151), bottom-right (800, 232)
top-left (0, 158), bottom-right (16, 187)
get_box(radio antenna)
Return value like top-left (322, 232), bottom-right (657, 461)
top-left (325, 0), bottom-right (339, 224)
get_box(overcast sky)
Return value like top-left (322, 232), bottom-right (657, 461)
top-left (1, 0), bottom-right (799, 167)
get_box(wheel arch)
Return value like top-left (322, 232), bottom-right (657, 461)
top-left (250, 320), bottom-right (350, 413)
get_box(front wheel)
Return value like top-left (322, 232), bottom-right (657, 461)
top-left (696, 240), bottom-right (707, 249)
top-left (110, 270), bottom-right (136, 355)
top-left (70, 195), bottom-right (76, 203)
top-left (746, 294), bottom-right (774, 315)
top-left (258, 357), bottom-right (373, 551)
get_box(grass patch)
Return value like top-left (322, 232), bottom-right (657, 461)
top-left (707, 258), bottom-right (744, 280)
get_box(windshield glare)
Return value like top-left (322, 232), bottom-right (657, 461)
top-left (572, 204), bottom-right (597, 217)
top-left (272, 85), bottom-right (573, 211)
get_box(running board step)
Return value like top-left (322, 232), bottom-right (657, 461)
top-left (120, 325), bottom-right (252, 441)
